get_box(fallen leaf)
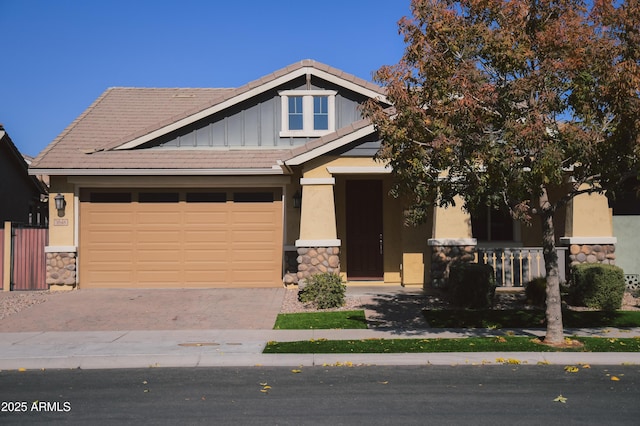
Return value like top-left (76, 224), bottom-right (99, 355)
top-left (378, 381), bottom-right (389, 385)
top-left (564, 366), bottom-right (579, 373)
top-left (611, 376), bottom-right (620, 381)
top-left (554, 395), bottom-right (568, 403)
top-left (291, 369), bottom-right (302, 373)
top-left (18, 368), bottom-right (27, 372)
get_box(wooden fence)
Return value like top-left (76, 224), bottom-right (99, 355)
top-left (2, 222), bottom-right (48, 291)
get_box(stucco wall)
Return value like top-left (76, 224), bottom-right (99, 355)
top-left (613, 216), bottom-right (640, 275)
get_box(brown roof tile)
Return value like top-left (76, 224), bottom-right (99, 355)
top-left (31, 60), bottom-right (384, 173)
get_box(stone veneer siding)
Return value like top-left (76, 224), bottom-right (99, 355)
top-left (46, 252), bottom-right (76, 287)
top-left (430, 245), bottom-right (476, 288)
top-left (283, 246), bottom-right (340, 284)
top-left (568, 244), bottom-right (616, 267)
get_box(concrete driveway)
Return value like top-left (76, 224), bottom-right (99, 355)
top-left (0, 288), bottom-right (285, 332)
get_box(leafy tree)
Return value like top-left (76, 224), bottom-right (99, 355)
top-left (364, 0), bottom-right (639, 344)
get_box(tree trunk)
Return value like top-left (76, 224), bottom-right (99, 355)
top-left (539, 186), bottom-right (564, 344)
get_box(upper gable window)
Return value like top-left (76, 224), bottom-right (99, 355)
top-left (280, 90), bottom-right (336, 137)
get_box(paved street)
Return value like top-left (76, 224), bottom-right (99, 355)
top-left (2, 365), bottom-right (639, 425)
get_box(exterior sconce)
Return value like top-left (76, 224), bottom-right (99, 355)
top-left (54, 193), bottom-right (66, 216)
top-left (293, 190), bottom-right (302, 209)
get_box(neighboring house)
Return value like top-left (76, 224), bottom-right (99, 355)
top-left (29, 60), bottom-right (617, 290)
top-left (0, 125), bottom-right (48, 227)
top-left (610, 178), bottom-right (640, 289)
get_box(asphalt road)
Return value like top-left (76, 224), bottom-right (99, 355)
top-left (1, 365), bottom-right (639, 425)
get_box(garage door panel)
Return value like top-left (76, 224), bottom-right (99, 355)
top-left (81, 190), bottom-right (282, 288)
top-left (137, 231), bottom-right (182, 244)
top-left (184, 230), bottom-right (228, 242)
top-left (184, 211), bottom-right (229, 224)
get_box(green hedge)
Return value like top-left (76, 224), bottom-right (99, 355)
top-left (448, 263), bottom-right (496, 309)
top-left (298, 272), bottom-right (346, 309)
top-left (569, 264), bottom-right (625, 311)
top-left (525, 277), bottom-right (547, 307)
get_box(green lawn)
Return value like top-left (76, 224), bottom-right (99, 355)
top-left (423, 309), bottom-right (640, 329)
top-left (273, 310), bottom-right (368, 329)
top-left (264, 336), bottom-right (640, 354)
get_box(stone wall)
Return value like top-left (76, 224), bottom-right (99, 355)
top-left (568, 244), bottom-right (616, 267)
top-left (283, 246), bottom-right (340, 285)
top-left (46, 252), bottom-right (76, 287)
top-left (430, 245), bottom-right (476, 288)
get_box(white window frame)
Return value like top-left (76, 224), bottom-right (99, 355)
top-left (279, 90), bottom-right (337, 137)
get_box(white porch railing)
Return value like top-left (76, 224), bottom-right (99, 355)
top-left (476, 247), bottom-right (568, 287)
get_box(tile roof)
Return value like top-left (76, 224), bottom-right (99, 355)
top-left (31, 60), bottom-right (383, 173)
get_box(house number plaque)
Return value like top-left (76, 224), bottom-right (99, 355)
top-left (54, 219), bottom-right (69, 226)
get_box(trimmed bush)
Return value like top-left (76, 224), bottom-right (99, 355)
top-left (525, 277), bottom-right (547, 307)
top-left (448, 263), bottom-right (496, 309)
top-left (298, 272), bottom-right (346, 309)
top-left (569, 264), bottom-right (625, 311)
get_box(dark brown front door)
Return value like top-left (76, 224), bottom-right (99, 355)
top-left (346, 180), bottom-right (383, 279)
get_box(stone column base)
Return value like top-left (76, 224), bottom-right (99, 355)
top-left (560, 237), bottom-right (617, 268)
top-left (283, 246), bottom-right (340, 285)
top-left (45, 247), bottom-right (77, 289)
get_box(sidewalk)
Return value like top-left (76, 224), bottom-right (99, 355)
top-left (1, 287), bottom-right (639, 369)
top-left (2, 327), bottom-right (640, 370)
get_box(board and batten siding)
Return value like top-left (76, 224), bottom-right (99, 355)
top-left (149, 79), bottom-right (367, 150)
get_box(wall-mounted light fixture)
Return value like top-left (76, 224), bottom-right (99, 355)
top-left (293, 190), bottom-right (302, 209)
top-left (54, 193), bottom-right (66, 216)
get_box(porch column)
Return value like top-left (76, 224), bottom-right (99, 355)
top-left (286, 177), bottom-right (341, 284)
top-left (560, 190), bottom-right (616, 267)
top-left (427, 196), bottom-right (477, 288)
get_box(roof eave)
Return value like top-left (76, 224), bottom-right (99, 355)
top-left (28, 167), bottom-right (285, 176)
top-left (285, 124), bottom-right (377, 166)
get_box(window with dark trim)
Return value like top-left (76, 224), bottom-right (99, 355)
top-left (233, 192), bottom-right (273, 203)
top-left (472, 207), bottom-right (514, 242)
top-left (186, 192), bottom-right (227, 203)
top-left (90, 192), bottom-right (132, 203)
top-left (138, 192), bottom-right (179, 203)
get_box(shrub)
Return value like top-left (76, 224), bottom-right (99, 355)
top-left (569, 264), bottom-right (625, 311)
top-left (298, 272), bottom-right (346, 309)
top-left (525, 277), bottom-right (547, 307)
top-left (448, 263), bottom-right (496, 309)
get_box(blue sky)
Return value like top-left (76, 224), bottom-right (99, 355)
top-left (0, 0), bottom-right (410, 157)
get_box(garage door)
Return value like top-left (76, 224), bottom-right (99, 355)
top-left (79, 189), bottom-right (283, 288)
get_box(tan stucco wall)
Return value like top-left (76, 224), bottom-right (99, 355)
top-left (565, 190), bottom-right (613, 238)
top-left (48, 176), bottom-right (75, 247)
top-left (432, 196), bottom-right (473, 239)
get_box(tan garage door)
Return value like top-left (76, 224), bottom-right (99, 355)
top-left (79, 189), bottom-right (283, 288)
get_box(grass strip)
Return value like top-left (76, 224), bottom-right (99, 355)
top-left (274, 310), bottom-right (368, 330)
top-left (423, 309), bottom-right (640, 329)
top-left (263, 336), bottom-right (640, 354)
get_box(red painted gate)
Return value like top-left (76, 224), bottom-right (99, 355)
top-left (2, 223), bottom-right (48, 291)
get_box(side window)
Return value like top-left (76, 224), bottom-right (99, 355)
top-left (313, 96), bottom-right (328, 130)
top-left (288, 96), bottom-right (304, 130)
top-left (472, 207), bottom-right (514, 242)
